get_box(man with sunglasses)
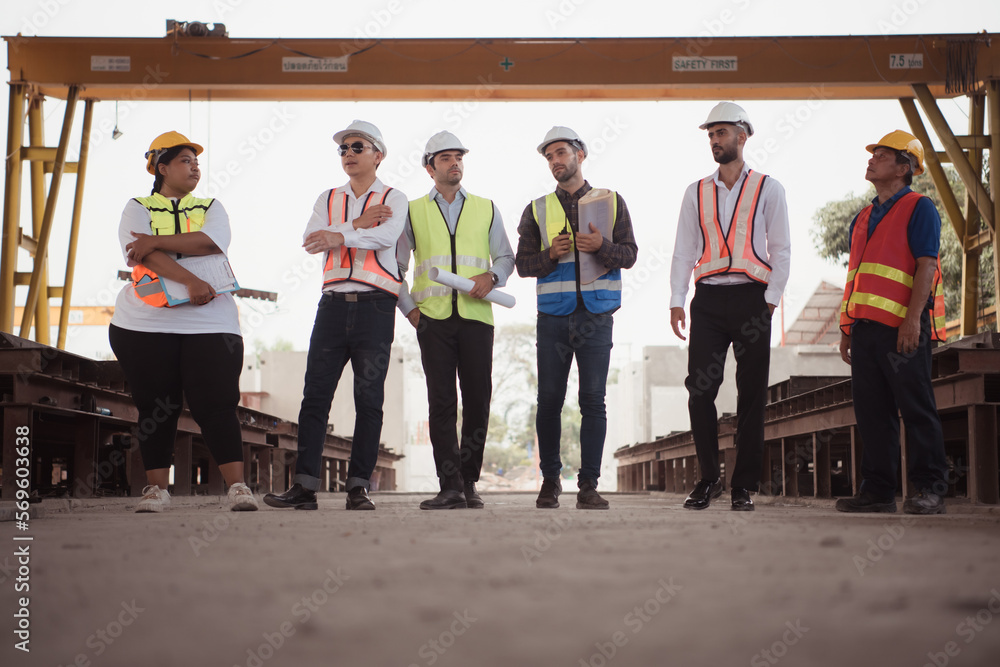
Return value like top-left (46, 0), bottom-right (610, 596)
top-left (397, 131), bottom-right (515, 510)
top-left (264, 120), bottom-right (407, 511)
top-left (515, 126), bottom-right (638, 510)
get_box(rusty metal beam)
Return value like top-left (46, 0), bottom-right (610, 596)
top-left (988, 81), bottom-right (1000, 323)
top-left (965, 95), bottom-right (986, 336)
top-left (57, 99), bottom-right (94, 350)
top-left (19, 85), bottom-right (79, 338)
top-left (913, 84), bottom-right (995, 232)
top-left (4, 34), bottom-right (997, 102)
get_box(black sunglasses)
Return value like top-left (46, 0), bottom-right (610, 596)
top-left (338, 142), bottom-right (373, 156)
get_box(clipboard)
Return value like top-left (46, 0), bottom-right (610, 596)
top-left (157, 254), bottom-right (240, 306)
top-left (578, 188), bottom-right (615, 284)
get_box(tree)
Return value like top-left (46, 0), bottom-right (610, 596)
top-left (811, 167), bottom-right (994, 327)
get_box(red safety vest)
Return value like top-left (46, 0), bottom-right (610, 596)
top-left (693, 170), bottom-right (772, 284)
top-left (322, 187), bottom-right (401, 296)
top-left (839, 191), bottom-right (946, 341)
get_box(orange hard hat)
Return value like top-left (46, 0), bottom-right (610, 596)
top-left (145, 131), bottom-right (203, 174)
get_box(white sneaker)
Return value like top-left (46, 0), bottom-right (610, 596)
top-left (135, 485), bottom-right (171, 513)
top-left (228, 482), bottom-right (259, 512)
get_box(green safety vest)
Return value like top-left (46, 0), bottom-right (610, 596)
top-left (408, 193), bottom-right (495, 325)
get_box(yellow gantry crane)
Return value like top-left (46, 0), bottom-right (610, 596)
top-left (3, 32), bottom-right (1000, 346)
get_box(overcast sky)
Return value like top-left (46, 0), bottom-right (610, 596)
top-left (3, 0), bottom-right (998, 360)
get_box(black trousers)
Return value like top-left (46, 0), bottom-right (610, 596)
top-left (684, 282), bottom-right (772, 490)
top-left (416, 312), bottom-right (494, 491)
top-left (109, 324), bottom-right (245, 471)
top-left (850, 312), bottom-right (949, 498)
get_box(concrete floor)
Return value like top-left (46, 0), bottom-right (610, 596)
top-left (2, 492), bottom-right (999, 667)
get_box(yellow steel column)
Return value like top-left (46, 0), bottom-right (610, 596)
top-left (27, 95), bottom-right (51, 344)
top-left (57, 99), bottom-right (94, 349)
top-left (963, 95), bottom-right (986, 335)
top-left (988, 81), bottom-right (1000, 327)
top-left (913, 84), bottom-right (995, 233)
top-left (19, 85), bottom-right (78, 339)
top-left (1, 83), bottom-right (27, 334)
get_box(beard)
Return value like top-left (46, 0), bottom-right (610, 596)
top-left (713, 144), bottom-right (739, 165)
top-left (553, 159), bottom-right (579, 183)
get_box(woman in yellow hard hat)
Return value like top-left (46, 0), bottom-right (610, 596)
top-left (108, 131), bottom-right (258, 513)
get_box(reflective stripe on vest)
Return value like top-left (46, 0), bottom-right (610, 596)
top-left (532, 191), bottom-right (622, 316)
top-left (129, 193), bottom-right (214, 308)
top-left (322, 187), bottom-right (402, 296)
top-left (693, 170), bottom-right (771, 284)
top-left (839, 191), bottom-right (947, 341)
top-left (409, 193), bottom-right (495, 325)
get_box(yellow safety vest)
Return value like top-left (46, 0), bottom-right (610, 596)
top-left (408, 193), bottom-right (494, 325)
top-left (129, 193), bottom-right (214, 307)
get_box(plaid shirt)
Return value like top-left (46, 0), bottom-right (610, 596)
top-left (515, 181), bottom-right (638, 279)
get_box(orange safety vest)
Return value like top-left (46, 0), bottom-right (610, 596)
top-left (693, 170), bottom-right (772, 284)
top-left (839, 191), bottom-right (946, 341)
top-left (130, 193), bottom-right (214, 307)
top-left (321, 187), bottom-right (402, 297)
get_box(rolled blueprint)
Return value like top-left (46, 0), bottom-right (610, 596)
top-left (427, 267), bottom-right (516, 309)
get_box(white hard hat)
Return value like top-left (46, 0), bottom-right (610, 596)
top-left (699, 102), bottom-right (754, 137)
top-left (537, 126), bottom-right (588, 157)
top-left (333, 119), bottom-right (387, 156)
top-left (422, 131), bottom-right (469, 167)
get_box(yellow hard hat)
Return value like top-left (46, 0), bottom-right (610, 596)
top-left (866, 130), bottom-right (924, 176)
top-left (145, 131), bottom-right (203, 175)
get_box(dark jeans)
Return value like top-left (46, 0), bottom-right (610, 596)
top-left (295, 292), bottom-right (396, 492)
top-left (417, 313), bottom-right (493, 491)
top-left (536, 307), bottom-right (614, 482)
top-left (685, 282), bottom-right (771, 490)
top-left (851, 311), bottom-right (949, 499)
top-left (108, 324), bottom-right (244, 471)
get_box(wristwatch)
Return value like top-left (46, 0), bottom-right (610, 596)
top-left (488, 271), bottom-right (498, 286)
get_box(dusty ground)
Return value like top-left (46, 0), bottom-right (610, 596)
top-left (2, 492), bottom-right (999, 667)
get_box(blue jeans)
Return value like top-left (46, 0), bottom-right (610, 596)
top-left (535, 307), bottom-right (614, 482)
top-left (295, 292), bottom-right (396, 492)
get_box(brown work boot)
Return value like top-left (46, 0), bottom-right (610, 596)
top-left (536, 478), bottom-right (561, 509)
top-left (576, 478), bottom-right (609, 510)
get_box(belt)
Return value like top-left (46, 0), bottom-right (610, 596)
top-left (324, 290), bottom-right (396, 302)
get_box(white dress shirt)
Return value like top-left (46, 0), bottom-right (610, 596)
top-left (669, 163), bottom-right (791, 308)
top-left (302, 177), bottom-right (409, 293)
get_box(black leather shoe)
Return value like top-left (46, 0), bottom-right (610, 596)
top-left (835, 492), bottom-right (897, 513)
top-left (346, 487), bottom-right (375, 510)
top-left (419, 490), bottom-right (467, 510)
top-left (731, 487), bottom-right (754, 511)
top-left (683, 478), bottom-right (722, 510)
top-left (576, 478), bottom-right (610, 510)
top-left (263, 483), bottom-right (317, 510)
top-left (464, 482), bottom-right (484, 509)
top-left (536, 478), bottom-right (561, 509)
top-left (903, 490), bottom-right (946, 515)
